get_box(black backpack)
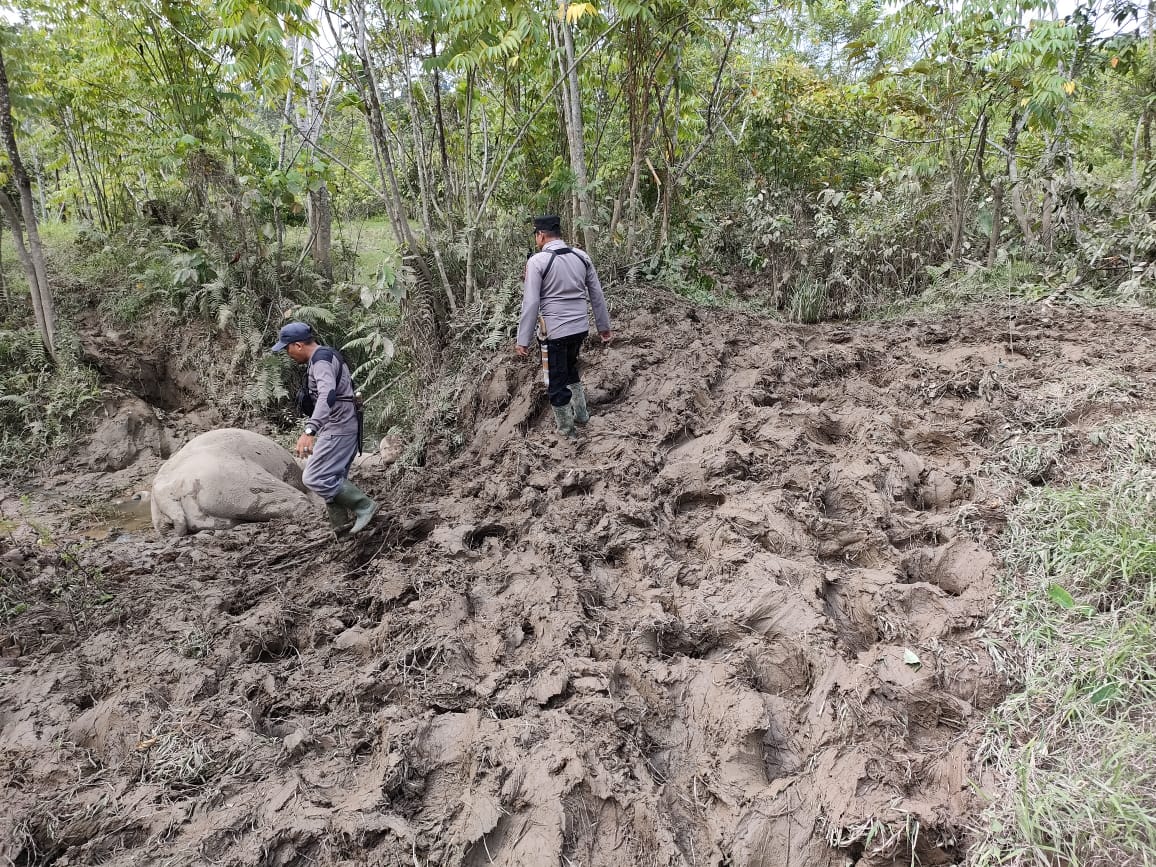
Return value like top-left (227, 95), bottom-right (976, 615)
top-left (295, 347), bottom-right (351, 417)
top-left (296, 347), bottom-right (364, 454)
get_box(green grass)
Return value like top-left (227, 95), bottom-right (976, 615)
top-left (284, 217), bottom-right (400, 287)
top-left (971, 424), bottom-right (1156, 866)
top-left (786, 277), bottom-right (827, 323)
top-left (336, 217), bottom-right (399, 286)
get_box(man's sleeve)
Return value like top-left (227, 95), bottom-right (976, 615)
top-left (308, 356), bottom-right (339, 431)
top-left (584, 255), bottom-right (611, 334)
top-left (517, 257), bottom-right (543, 347)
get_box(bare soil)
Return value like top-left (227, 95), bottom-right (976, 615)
top-left (4, 295), bottom-right (1156, 866)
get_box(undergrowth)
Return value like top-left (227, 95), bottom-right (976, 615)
top-left (0, 327), bottom-right (100, 472)
top-left (971, 419), bottom-right (1156, 867)
top-left (915, 255), bottom-right (1156, 314)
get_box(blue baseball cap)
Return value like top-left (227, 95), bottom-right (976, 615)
top-left (270, 321), bottom-right (314, 352)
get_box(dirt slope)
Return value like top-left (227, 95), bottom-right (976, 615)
top-left (4, 295), bottom-right (1156, 866)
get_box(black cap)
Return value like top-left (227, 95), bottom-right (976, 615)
top-left (532, 215), bottom-right (561, 234)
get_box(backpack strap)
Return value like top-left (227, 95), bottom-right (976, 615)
top-left (310, 347), bottom-right (355, 406)
top-left (540, 246), bottom-right (591, 282)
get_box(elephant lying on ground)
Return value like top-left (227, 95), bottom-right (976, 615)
top-left (151, 428), bottom-right (316, 536)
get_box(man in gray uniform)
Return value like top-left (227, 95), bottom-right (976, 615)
top-left (515, 215), bottom-right (612, 438)
top-left (271, 321), bottom-right (377, 535)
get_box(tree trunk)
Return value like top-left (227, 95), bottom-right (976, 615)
top-left (304, 42), bottom-right (332, 284)
top-left (617, 27), bottom-right (655, 260)
top-left (0, 227), bottom-right (7, 307)
top-left (1132, 113), bottom-right (1144, 187)
top-left (608, 30), bottom-right (641, 245)
top-left (1143, 110), bottom-right (1151, 165)
top-left (61, 120), bottom-right (96, 224)
top-left (1147, 0), bottom-right (1156, 166)
top-left (987, 180), bottom-right (1003, 267)
top-left (0, 46), bottom-right (55, 360)
top-left (1004, 109), bottom-right (1035, 247)
top-left (429, 33), bottom-right (453, 201)
top-left (558, 6), bottom-right (593, 251)
top-left (0, 190), bottom-right (49, 351)
top-left (352, 0), bottom-right (433, 294)
top-left (275, 36), bottom-right (298, 280)
top-left (310, 185), bottom-right (333, 281)
top-left (32, 149), bottom-right (47, 222)
top-left (624, 125), bottom-right (653, 261)
top-left (402, 38), bottom-right (455, 311)
top-left (463, 69), bottom-right (478, 305)
top-left (949, 152), bottom-right (966, 262)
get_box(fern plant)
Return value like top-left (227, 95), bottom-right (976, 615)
top-left (480, 278), bottom-right (519, 350)
top-left (288, 305), bottom-right (340, 330)
top-left (243, 356), bottom-right (290, 409)
top-left (0, 328), bottom-right (100, 470)
top-left (343, 322), bottom-right (397, 402)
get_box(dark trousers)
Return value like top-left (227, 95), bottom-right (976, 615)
top-left (544, 331), bottom-right (586, 406)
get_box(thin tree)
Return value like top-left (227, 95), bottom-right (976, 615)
top-left (302, 35), bottom-right (334, 284)
top-left (0, 43), bottom-right (55, 361)
top-left (555, 2), bottom-right (594, 251)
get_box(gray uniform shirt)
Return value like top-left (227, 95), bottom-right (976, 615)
top-left (307, 350), bottom-right (358, 436)
top-left (518, 239), bottom-right (611, 347)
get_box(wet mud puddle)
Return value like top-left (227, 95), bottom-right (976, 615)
top-left (76, 492), bottom-right (153, 540)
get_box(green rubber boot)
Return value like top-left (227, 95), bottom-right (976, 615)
top-left (325, 501), bottom-right (352, 536)
top-left (568, 382), bottom-right (590, 425)
top-left (332, 481), bottom-right (378, 535)
top-left (552, 402), bottom-right (578, 439)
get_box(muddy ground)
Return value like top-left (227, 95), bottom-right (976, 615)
top-left (3, 295), bottom-right (1155, 866)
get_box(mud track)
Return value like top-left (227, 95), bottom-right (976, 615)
top-left (4, 296), bottom-right (1156, 866)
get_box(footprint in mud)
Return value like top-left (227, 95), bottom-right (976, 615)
top-left (890, 450), bottom-right (976, 512)
top-left (900, 539), bottom-right (996, 596)
top-left (671, 491), bottom-right (726, 514)
top-left (464, 523), bottom-right (508, 550)
top-left (804, 412), bottom-right (855, 446)
top-left (820, 572), bottom-right (879, 654)
top-left (915, 470), bottom-right (974, 511)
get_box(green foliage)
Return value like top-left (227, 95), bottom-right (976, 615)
top-left (1007, 479), bottom-right (1156, 604)
top-left (786, 277), bottom-right (827, 323)
top-left (213, 0), bottom-right (314, 97)
top-left (342, 324), bottom-right (397, 399)
top-left (480, 277), bottom-right (520, 350)
top-left (0, 328), bottom-right (100, 471)
top-left (243, 355), bottom-right (289, 410)
top-left (975, 437), bottom-right (1156, 866)
top-left (2, 0), bottom-right (1150, 338)
top-left (744, 59), bottom-right (884, 190)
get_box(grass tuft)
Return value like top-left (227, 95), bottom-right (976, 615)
top-left (972, 439), bottom-right (1156, 867)
top-left (786, 277), bottom-right (828, 323)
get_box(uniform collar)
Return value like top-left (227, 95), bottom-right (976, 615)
top-left (542, 239), bottom-right (567, 250)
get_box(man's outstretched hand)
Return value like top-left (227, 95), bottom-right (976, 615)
top-left (599, 331), bottom-right (612, 345)
top-left (514, 344), bottom-right (529, 357)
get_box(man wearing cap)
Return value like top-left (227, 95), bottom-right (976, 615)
top-left (271, 321), bottom-right (378, 535)
top-left (516, 215), bottom-right (612, 438)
